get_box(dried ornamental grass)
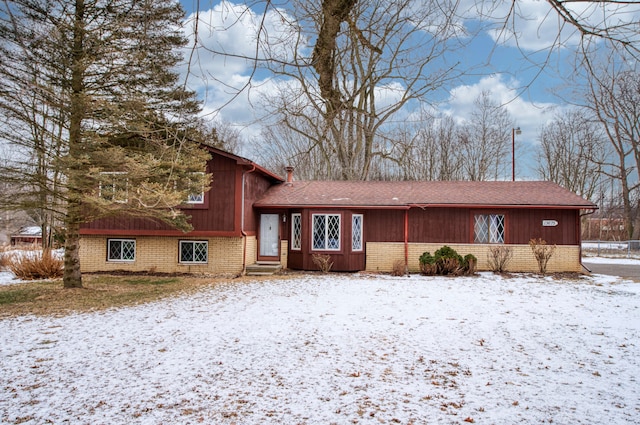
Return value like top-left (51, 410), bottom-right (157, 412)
top-left (8, 250), bottom-right (64, 280)
top-left (311, 253), bottom-right (333, 273)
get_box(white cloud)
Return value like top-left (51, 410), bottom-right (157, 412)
top-left (474, 0), bottom-right (640, 52)
top-left (178, 1), bottom-right (592, 172)
top-left (441, 74), bottom-right (569, 178)
top-left (444, 74), bottom-right (558, 136)
top-left (179, 1), bottom-right (303, 148)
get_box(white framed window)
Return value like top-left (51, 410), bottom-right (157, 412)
top-left (179, 240), bottom-right (208, 264)
top-left (291, 213), bottom-right (302, 250)
top-left (99, 172), bottom-right (128, 203)
top-left (474, 214), bottom-right (505, 243)
top-left (312, 213), bottom-right (341, 251)
top-left (185, 172), bottom-right (205, 204)
top-left (107, 239), bottom-right (136, 262)
top-left (352, 214), bottom-right (363, 251)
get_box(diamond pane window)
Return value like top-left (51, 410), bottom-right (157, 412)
top-left (312, 214), bottom-right (341, 251)
top-left (107, 239), bottom-right (135, 261)
top-left (291, 213), bottom-right (302, 250)
top-left (185, 172), bottom-right (205, 204)
top-left (474, 214), bottom-right (505, 243)
top-left (180, 241), bottom-right (208, 264)
top-left (187, 192), bottom-right (204, 204)
top-left (352, 214), bottom-right (363, 251)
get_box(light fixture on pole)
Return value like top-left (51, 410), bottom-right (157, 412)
top-left (512, 127), bottom-right (521, 181)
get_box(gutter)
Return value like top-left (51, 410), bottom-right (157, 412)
top-left (579, 207), bottom-right (598, 274)
top-left (404, 209), bottom-right (409, 276)
top-left (241, 164), bottom-right (257, 275)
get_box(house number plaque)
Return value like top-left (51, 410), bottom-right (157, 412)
top-left (542, 219), bottom-right (558, 227)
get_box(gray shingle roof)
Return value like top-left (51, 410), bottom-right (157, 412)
top-left (255, 180), bottom-right (597, 209)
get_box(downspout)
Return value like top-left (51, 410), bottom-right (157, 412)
top-left (404, 208), bottom-right (409, 276)
top-left (579, 208), bottom-right (597, 273)
top-left (241, 164), bottom-right (256, 275)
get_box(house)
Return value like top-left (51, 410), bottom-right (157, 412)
top-left (80, 147), bottom-right (283, 275)
top-left (10, 226), bottom-right (42, 247)
top-left (80, 148), bottom-right (597, 275)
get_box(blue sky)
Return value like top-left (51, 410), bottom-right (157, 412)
top-left (177, 0), bottom-right (639, 178)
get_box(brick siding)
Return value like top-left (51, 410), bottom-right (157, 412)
top-left (80, 235), bottom-right (247, 275)
top-left (366, 242), bottom-right (582, 273)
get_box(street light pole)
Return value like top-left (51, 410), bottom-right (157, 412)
top-left (512, 127), bottom-right (521, 181)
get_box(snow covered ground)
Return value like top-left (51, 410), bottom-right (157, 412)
top-left (1, 270), bottom-right (639, 424)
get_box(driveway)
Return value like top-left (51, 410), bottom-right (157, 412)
top-left (582, 259), bottom-right (640, 281)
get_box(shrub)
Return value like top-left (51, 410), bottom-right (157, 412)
top-left (311, 253), bottom-right (333, 273)
top-left (487, 245), bottom-right (513, 273)
top-left (420, 247), bottom-right (477, 276)
top-left (419, 252), bottom-right (437, 275)
top-left (434, 246), bottom-right (464, 275)
top-left (391, 259), bottom-right (406, 276)
top-left (463, 254), bottom-right (477, 275)
top-left (7, 250), bottom-right (64, 280)
top-left (529, 238), bottom-right (556, 274)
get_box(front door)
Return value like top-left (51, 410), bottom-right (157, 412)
top-left (259, 214), bottom-right (280, 258)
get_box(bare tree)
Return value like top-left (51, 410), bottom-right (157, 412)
top-left (485, 0), bottom-right (640, 74)
top-left (457, 91), bottom-right (513, 181)
top-left (253, 0), bottom-right (464, 180)
top-left (386, 114), bottom-right (463, 181)
top-left (0, 0), bottom-right (210, 287)
top-left (536, 109), bottom-right (608, 200)
top-left (582, 55), bottom-right (640, 238)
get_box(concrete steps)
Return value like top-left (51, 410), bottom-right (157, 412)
top-left (245, 261), bottom-right (282, 276)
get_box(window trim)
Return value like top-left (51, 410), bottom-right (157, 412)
top-left (311, 213), bottom-right (341, 251)
top-left (184, 172), bottom-right (206, 205)
top-left (473, 213), bottom-right (506, 244)
top-left (291, 213), bottom-right (302, 251)
top-left (352, 213), bottom-right (363, 252)
top-left (179, 240), bottom-right (209, 264)
top-left (107, 238), bottom-right (136, 262)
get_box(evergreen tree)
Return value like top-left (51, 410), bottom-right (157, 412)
top-left (0, 0), bottom-right (210, 288)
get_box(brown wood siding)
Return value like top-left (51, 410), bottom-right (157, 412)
top-left (363, 207), bottom-right (579, 246)
top-left (245, 171), bottom-right (276, 234)
top-left (364, 210), bottom-right (405, 242)
top-left (271, 205), bottom-right (582, 272)
top-left (283, 209), bottom-right (365, 272)
top-left (81, 153), bottom-right (240, 234)
top-left (507, 209), bottom-right (579, 245)
top-left (408, 208), bottom-right (470, 243)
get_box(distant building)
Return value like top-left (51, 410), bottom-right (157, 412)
top-left (10, 226), bottom-right (42, 247)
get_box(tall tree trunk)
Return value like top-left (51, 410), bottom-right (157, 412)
top-left (63, 0), bottom-right (86, 288)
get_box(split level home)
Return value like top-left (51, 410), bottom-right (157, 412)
top-left (80, 146), bottom-right (597, 275)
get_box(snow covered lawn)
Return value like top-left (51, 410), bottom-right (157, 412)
top-left (1, 272), bottom-right (639, 424)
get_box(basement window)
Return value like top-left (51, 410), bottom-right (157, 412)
top-left (107, 239), bottom-right (136, 262)
top-left (179, 240), bottom-right (208, 264)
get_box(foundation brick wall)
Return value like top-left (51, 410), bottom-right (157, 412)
top-left (280, 240), bottom-right (288, 269)
top-left (245, 236), bottom-right (257, 267)
top-left (366, 242), bottom-right (582, 273)
top-left (80, 235), bottom-right (247, 275)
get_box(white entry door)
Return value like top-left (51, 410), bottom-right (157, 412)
top-left (259, 214), bottom-right (280, 257)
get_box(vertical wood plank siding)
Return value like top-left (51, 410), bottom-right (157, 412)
top-left (81, 153), bottom-right (278, 235)
top-left (285, 207), bottom-right (580, 272)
